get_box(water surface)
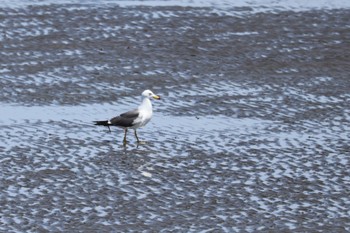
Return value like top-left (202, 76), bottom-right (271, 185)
top-left (1, 0), bottom-right (350, 232)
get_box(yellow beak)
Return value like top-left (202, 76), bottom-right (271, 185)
top-left (152, 95), bottom-right (161, 100)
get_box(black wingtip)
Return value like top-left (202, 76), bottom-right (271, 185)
top-left (94, 120), bottom-right (109, 126)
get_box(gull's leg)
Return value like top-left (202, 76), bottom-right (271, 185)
top-left (134, 129), bottom-right (140, 143)
top-left (123, 128), bottom-right (128, 145)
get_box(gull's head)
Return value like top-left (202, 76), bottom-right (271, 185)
top-left (142, 90), bottom-right (161, 100)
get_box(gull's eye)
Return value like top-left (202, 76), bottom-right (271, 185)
top-left (149, 93), bottom-right (152, 96)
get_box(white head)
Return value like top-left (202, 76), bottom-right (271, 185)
top-left (142, 90), bottom-right (161, 100)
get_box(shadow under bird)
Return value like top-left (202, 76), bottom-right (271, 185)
top-left (94, 90), bottom-right (161, 145)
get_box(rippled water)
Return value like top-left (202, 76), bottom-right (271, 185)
top-left (1, 0), bottom-right (350, 232)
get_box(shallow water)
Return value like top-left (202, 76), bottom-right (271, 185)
top-left (1, 0), bottom-right (350, 232)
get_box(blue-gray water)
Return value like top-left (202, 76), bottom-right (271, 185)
top-left (1, 1), bottom-right (350, 232)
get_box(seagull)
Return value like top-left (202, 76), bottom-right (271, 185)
top-left (94, 90), bottom-right (161, 145)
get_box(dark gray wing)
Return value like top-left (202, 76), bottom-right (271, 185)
top-left (120, 109), bottom-right (139, 118)
top-left (109, 109), bottom-right (139, 128)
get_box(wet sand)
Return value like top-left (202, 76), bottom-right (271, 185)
top-left (1, 2), bottom-right (350, 232)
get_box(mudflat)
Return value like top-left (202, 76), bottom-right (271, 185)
top-left (1, 2), bottom-right (349, 232)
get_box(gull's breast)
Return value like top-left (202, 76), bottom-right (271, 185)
top-left (132, 109), bottom-right (153, 129)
